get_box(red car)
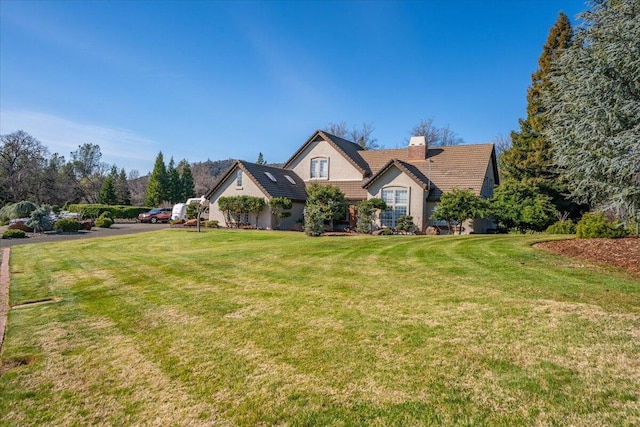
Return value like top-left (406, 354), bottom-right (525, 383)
top-left (137, 208), bottom-right (172, 223)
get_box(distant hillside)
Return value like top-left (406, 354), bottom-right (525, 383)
top-left (191, 158), bottom-right (236, 197)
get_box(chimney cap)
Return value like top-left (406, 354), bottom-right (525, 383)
top-left (409, 136), bottom-right (427, 146)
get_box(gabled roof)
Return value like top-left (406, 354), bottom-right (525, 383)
top-left (205, 161), bottom-right (307, 202)
top-left (360, 144), bottom-right (497, 200)
top-left (363, 159), bottom-right (431, 191)
top-left (283, 130), bottom-right (371, 177)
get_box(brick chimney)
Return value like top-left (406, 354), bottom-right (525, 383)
top-left (408, 136), bottom-right (427, 160)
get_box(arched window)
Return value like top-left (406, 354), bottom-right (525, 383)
top-left (380, 187), bottom-right (409, 227)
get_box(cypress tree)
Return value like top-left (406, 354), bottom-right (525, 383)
top-left (501, 12), bottom-right (577, 214)
top-left (99, 175), bottom-right (117, 205)
top-left (167, 157), bottom-right (182, 204)
top-left (178, 159), bottom-right (196, 200)
top-left (115, 168), bottom-right (131, 205)
top-left (146, 152), bottom-right (168, 206)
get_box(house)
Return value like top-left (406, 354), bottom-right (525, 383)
top-left (205, 130), bottom-right (499, 233)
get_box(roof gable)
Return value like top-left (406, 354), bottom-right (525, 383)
top-left (205, 161), bottom-right (307, 202)
top-left (363, 159), bottom-right (431, 191)
top-left (283, 130), bottom-right (371, 176)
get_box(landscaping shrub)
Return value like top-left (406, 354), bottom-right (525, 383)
top-left (381, 228), bottom-right (394, 235)
top-left (0, 204), bottom-right (13, 224)
top-left (396, 215), bottom-right (415, 233)
top-left (3, 229), bottom-right (26, 239)
top-left (576, 212), bottom-right (628, 239)
top-left (171, 219), bottom-right (185, 226)
top-left (205, 220), bottom-right (219, 228)
top-left (1, 201), bottom-right (37, 221)
top-left (95, 216), bottom-right (114, 228)
top-left (303, 204), bottom-right (324, 236)
top-left (54, 218), bottom-right (82, 232)
top-left (27, 205), bottom-right (55, 233)
top-left (546, 220), bottom-right (576, 235)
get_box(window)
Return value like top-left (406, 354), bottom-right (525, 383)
top-left (284, 175), bottom-right (296, 185)
top-left (311, 158), bottom-right (328, 179)
top-left (380, 188), bottom-right (409, 228)
top-left (264, 172), bottom-right (277, 182)
top-left (236, 170), bottom-right (242, 188)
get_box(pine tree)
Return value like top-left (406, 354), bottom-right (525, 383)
top-left (177, 159), bottom-right (196, 200)
top-left (115, 168), bottom-right (131, 205)
top-left (167, 157), bottom-right (182, 204)
top-left (146, 152), bottom-right (168, 206)
top-left (256, 152), bottom-right (266, 165)
top-left (501, 12), bottom-right (576, 213)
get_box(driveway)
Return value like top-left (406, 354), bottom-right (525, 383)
top-left (0, 222), bottom-right (169, 248)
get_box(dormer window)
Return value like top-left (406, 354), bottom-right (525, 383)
top-left (311, 158), bottom-right (328, 179)
top-left (236, 170), bottom-right (243, 188)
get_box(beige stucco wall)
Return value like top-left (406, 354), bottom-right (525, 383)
top-left (207, 170), bottom-right (272, 228)
top-left (287, 139), bottom-right (363, 182)
top-left (365, 167), bottom-right (429, 231)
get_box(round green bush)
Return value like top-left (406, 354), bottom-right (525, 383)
top-left (546, 220), bottom-right (576, 235)
top-left (94, 217), bottom-right (114, 228)
top-left (204, 220), bottom-right (219, 228)
top-left (54, 218), bottom-right (82, 232)
top-left (3, 229), bottom-right (26, 239)
top-left (576, 212), bottom-right (628, 239)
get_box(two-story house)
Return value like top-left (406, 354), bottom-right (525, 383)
top-left (205, 129), bottom-right (499, 234)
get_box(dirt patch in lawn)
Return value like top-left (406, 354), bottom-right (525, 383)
top-left (536, 237), bottom-right (640, 276)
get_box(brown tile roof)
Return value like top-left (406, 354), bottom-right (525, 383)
top-left (205, 161), bottom-right (307, 202)
top-left (313, 180), bottom-right (368, 200)
top-left (363, 159), bottom-right (431, 191)
top-left (360, 144), bottom-right (497, 199)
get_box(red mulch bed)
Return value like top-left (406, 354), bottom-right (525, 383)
top-left (536, 236), bottom-right (640, 276)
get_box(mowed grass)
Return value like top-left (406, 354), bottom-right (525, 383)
top-left (1, 230), bottom-right (639, 426)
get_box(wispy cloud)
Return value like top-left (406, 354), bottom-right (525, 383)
top-left (0, 110), bottom-right (157, 174)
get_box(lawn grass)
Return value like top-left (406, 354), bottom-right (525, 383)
top-left (1, 230), bottom-right (639, 426)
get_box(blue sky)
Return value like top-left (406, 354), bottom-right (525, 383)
top-left (1, 0), bottom-right (587, 175)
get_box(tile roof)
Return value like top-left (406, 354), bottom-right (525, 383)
top-left (317, 180), bottom-right (368, 200)
top-left (205, 161), bottom-right (308, 202)
top-left (360, 144), bottom-right (497, 199)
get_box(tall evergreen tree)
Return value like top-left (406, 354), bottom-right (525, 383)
top-left (167, 157), bottom-right (182, 204)
top-left (99, 175), bottom-right (117, 205)
top-left (177, 159), bottom-right (196, 200)
top-left (545, 0), bottom-right (640, 224)
top-left (500, 12), bottom-right (576, 214)
top-left (115, 168), bottom-right (131, 205)
top-left (146, 152), bottom-right (168, 206)
top-left (256, 152), bottom-right (266, 165)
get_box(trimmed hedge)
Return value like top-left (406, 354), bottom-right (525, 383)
top-left (65, 204), bottom-right (155, 219)
top-left (54, 218), bottom-right (82, 232)
top-left (3, 229), bottom-right (26, 239)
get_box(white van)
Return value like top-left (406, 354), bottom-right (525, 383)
top-left (171, 197), bottom-right (207, 221)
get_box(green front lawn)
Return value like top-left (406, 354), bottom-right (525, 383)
top-left (1, 230), bottom-right (639, 426)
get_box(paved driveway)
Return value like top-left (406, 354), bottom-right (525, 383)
top-left (0, 222), bottom-right (169, 248)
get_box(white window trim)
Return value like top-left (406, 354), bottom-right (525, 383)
top-left (310, 157), bottom-right (329, 180)
top-left (380, 186), bottom-right (410, 228)
top-left (236, 170), bottom-right (243, 189)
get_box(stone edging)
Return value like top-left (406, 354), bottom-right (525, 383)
top-left (0, 248), bottom-right (10, 354)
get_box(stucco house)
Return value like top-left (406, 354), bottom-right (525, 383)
top-left (205, 130), bottom-right (499, 234)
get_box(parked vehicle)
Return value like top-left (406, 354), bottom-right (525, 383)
top-left (171, 197), bottom-right (207, 221)
top-left (137, 207), bottom-right (172, 223)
